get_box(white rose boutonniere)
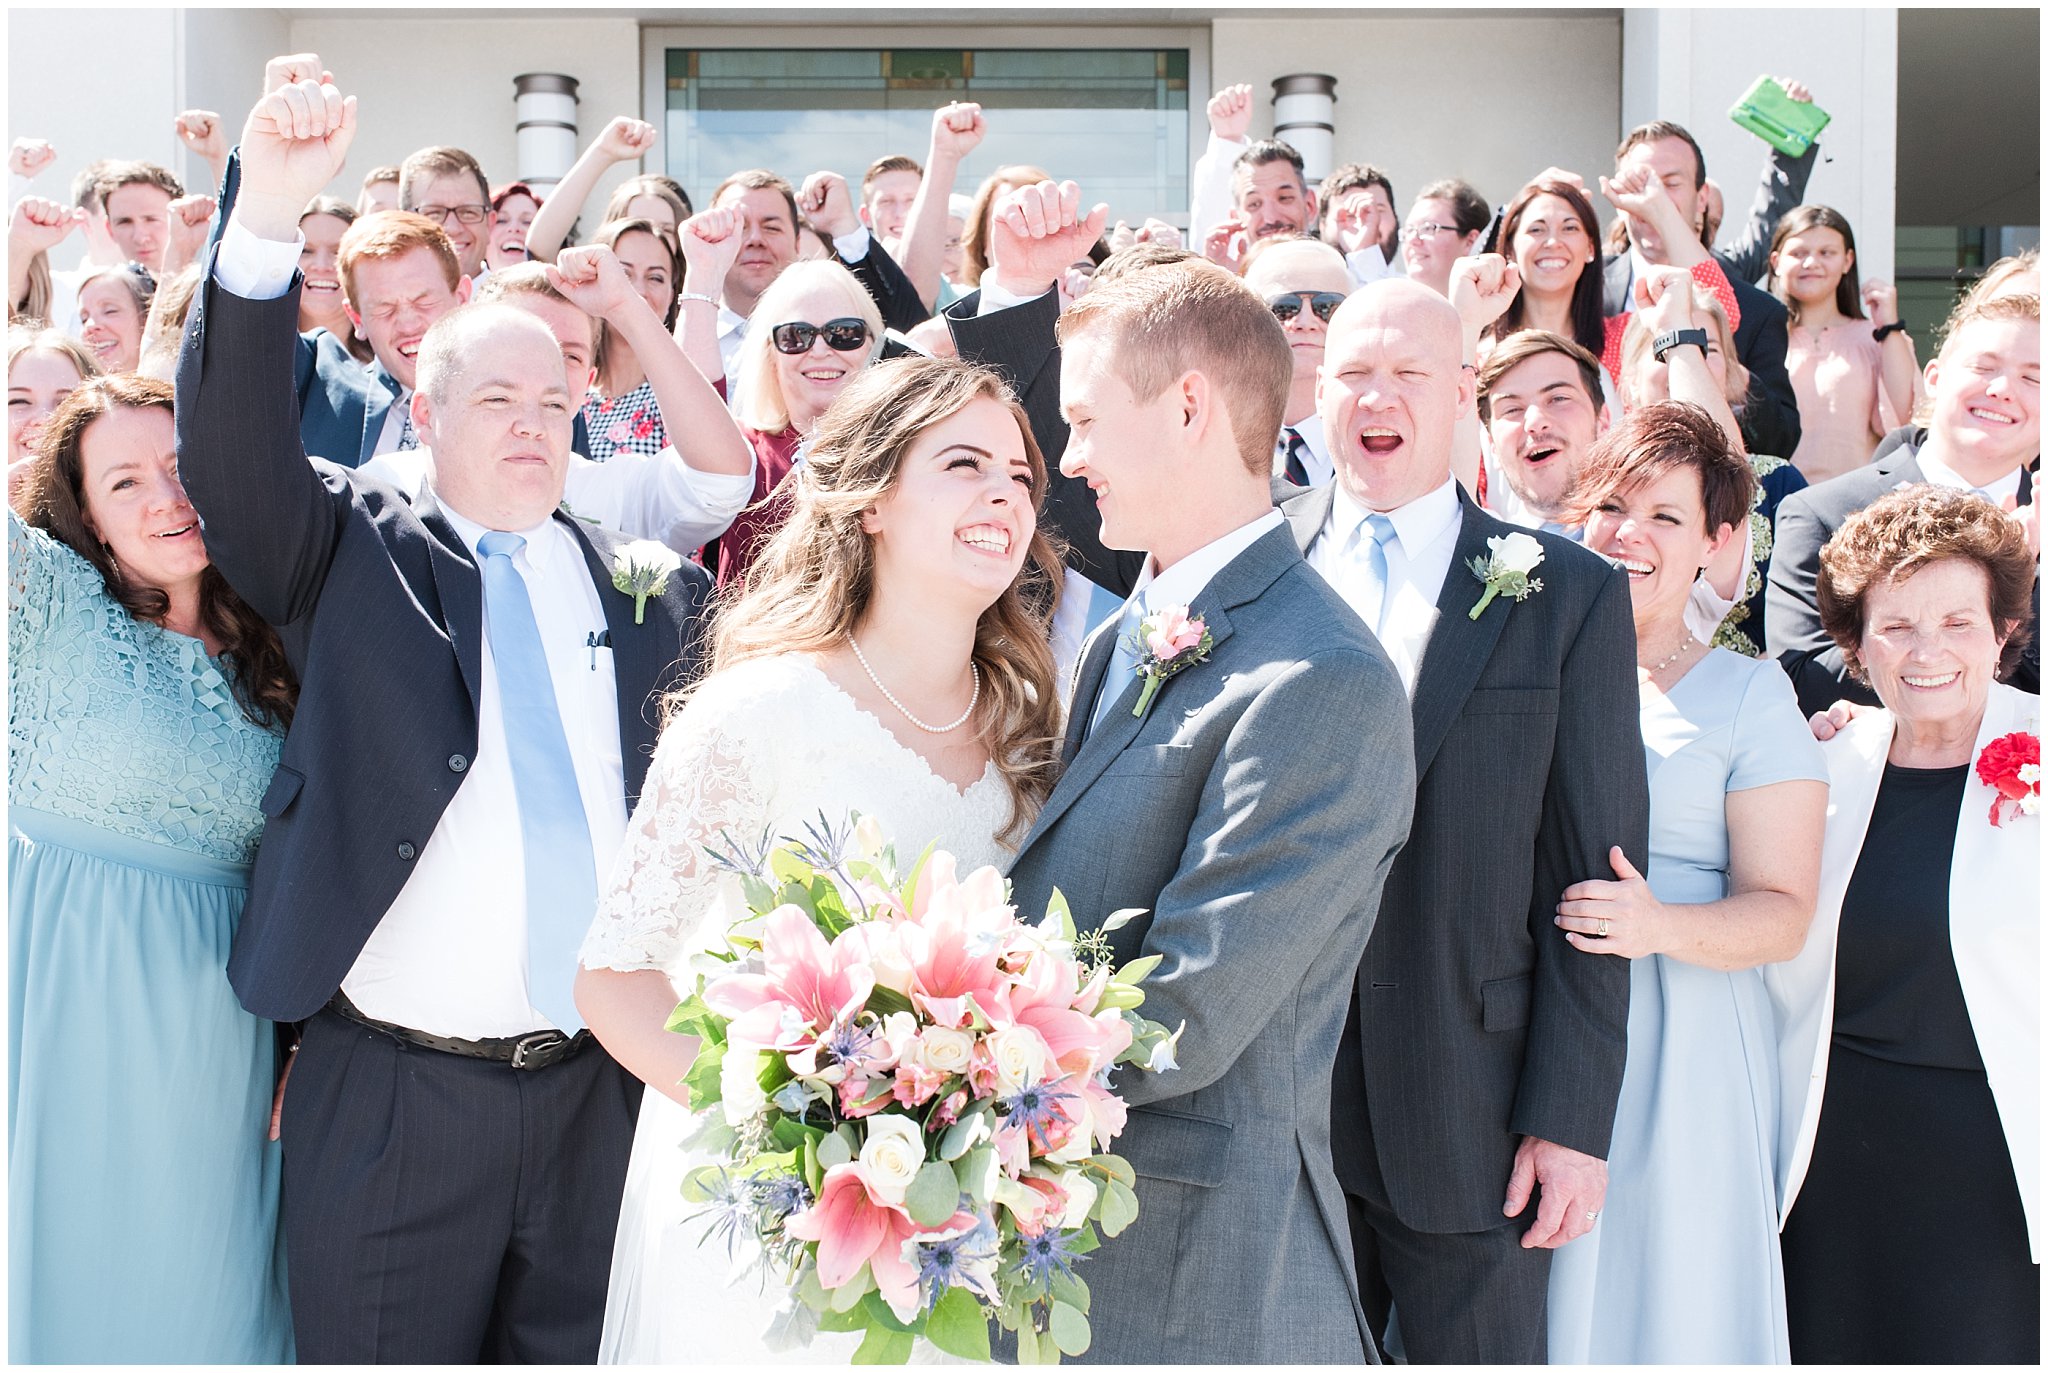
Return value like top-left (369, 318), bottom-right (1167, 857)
top-left (611, 539), bottom-right (682, 624)
top-left (1467, 532), bottom-right (1546, 620)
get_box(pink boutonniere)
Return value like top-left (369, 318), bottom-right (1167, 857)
top-left (1975, 731), bottom-right (2040, 826)
top-left (1127, 605), bottom-right (1213, 719)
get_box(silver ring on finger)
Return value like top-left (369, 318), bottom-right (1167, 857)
top-left (1597, 918), bottom-right (1610, 938)
top-left (1585, 1211), bottom-right (1599, 1224)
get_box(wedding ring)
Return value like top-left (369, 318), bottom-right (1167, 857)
top-left (1597, 919), bottom-right (1610, 938)
top-left (1585, 1211), bottom-right (1599, 1223)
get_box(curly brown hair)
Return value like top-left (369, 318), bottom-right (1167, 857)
top-left (705, 356), bottom-right (1064, 841)
top-left (24, 375), bottom-right (297, 728)
top-left (1817, 484), bottom-right (2036, 683)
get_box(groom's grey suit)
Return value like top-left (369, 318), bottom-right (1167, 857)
top-left (1006, 523), bottom-right (1416, 1364)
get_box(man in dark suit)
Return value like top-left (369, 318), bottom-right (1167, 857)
top-left (176, 72), bottom-right (710, 1362)
top-left (1768, 291), bottom-right (2039, 715)
top-left (1599, 119), bottom-right (1803, 460)
top-left (1281, 278), bottom-right (1649, 1363)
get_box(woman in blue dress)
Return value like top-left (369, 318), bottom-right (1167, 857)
top-left (1543, 397), bottom-right (1829, 1363)
top-left (9, 374), bottom-right (297, 1361)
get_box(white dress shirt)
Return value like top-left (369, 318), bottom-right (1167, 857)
top-left (1275, 414), bottom-right (1335, 487)
top-left (1916, 448), bottom-right (2025, 506)
top-left (341, 506), bottom-right (628, 1038)
top-left (210, 230), bottom-right (637, 1038)
top-left (1344, 243), bottom-right (1405, 289)
top-left (357, 444), bottom-right (754, 555)
top-left (1308, 475), bottom-right (1463, 695)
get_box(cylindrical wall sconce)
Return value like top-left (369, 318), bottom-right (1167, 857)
top-left (513, 73), bottom-right (581, 193)
top-left (1271, 73), bottom-right (1338, 183)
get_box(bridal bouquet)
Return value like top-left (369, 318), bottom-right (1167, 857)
top-left (667, 815), bottom-right (1181, 1364)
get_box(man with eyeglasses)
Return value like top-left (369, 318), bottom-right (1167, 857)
top-left (400, 146), bottom-right (494, 279)
top-left (1244, 237), bottom-right (1353, 491)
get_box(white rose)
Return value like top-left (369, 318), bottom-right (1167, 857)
top-left (988, 1026), bottom-right (1047, 1097)
top-left (1488, 532), bottom-right (1545, 576)
top-left (918, 1026), bottom-right (975, 1077)
top-left (853, 814), bottom-right (887, 861)
top-left (857, 1113), bottom-right (928, 1205)
top-left (1051, 1172), bottom-right (1097, 1228)
top-left (615, 538), bottom-right (682, 576)
top-left (719, 1047), bottom-right (767, 1127)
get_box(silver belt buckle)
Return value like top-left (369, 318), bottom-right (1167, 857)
top-left (509, 1030), bottom-right (566, 1070)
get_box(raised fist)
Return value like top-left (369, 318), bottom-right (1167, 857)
top-left (988, 180), bottom-right (1109, 296)
top-left (1861, 279), bottom-right (1899, 328)
top-left (548, 244), bottom-right (639, 319)
top-left (9, 196), bottom-right (84, 255)
top-left (678, 206), bottom-right (745, 289)
top-left (173, 111), bottom-right (226, 164)
top-left (930, 102), bottom-right (987, 160)
top-left (262, 53), bottom-right (329, 95)
top-left (1206, 84), bottom-right (1254, 142)
top-left (1634, 264), bottom-right (1700, 335)
top-left (235, 75), bottom-right (357, 240)
top-left (595, 117), bottom-right (657, 163)
top-left (9, 139), bottom-right (56, 181)
top-left (1449, 253), bottom-right (1523, 333)
top-left (798, 170), bottom-right (859, 240)
top-left (164, 193), bottom-right (218, 270)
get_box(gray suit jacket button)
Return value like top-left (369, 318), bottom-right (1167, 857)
top-left (397, 841), bottom-right (417, 861)
top-left (448, 754), bottom-right (469, 772)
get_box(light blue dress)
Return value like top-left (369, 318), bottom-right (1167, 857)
top-left (8, 512), bottom-right (293, 1363)
top-left (1547, 649), bottom-right (1826, 1364)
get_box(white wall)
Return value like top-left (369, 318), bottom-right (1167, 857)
top-left (176, 8), bottom-right (291, 192)
top-left (1207, 13), bottom-right (1623, 224)
top-left (1623, 7), bottom-right (1897, 280)
top-left (8, 8), bottom-right (182, 206)
top-left (286, 15), bottom-right (644, 209)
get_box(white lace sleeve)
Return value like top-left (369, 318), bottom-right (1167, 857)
top-left (579, 682), bottom-right (773, 973)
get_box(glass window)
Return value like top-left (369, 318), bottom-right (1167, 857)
top-left (664, 47), bottom-right (1190, 224)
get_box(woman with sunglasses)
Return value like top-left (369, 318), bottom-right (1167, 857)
top-left (1243, 236), bottom-right (1351, 489)
top-left (677, 207), bottom-right (885, 586)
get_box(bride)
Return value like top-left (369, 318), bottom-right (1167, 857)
top-left (574, 356), bottom-right (1065, 1362)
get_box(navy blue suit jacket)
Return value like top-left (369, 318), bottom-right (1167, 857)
top-left (175, 258), bottom-right (710, 1022)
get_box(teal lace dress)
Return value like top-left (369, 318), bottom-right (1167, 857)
top-left (8, 512), bottom-right (293, 1362)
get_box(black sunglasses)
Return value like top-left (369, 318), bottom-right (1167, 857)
top-left (1267, 290), bottom-right (1346, 323)
top-left (770, 317), bottom-right (870, 355)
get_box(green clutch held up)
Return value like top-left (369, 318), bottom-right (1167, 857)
top-left (1728, 76), bottom-right (1831, 157)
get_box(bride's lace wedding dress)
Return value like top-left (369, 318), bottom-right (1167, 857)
top-left (580, 654), bottom-right (1015, 1363)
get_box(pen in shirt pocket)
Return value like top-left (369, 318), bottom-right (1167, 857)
top-left (586, 629), bottom-right (611, 669)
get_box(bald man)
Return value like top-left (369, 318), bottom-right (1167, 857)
top-left (1244, 237), bottom-right (1352, 488)
top-left (1275, 279), bottom-right (1649, 1362)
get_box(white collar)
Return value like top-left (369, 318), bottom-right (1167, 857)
top-left (1915, 447), bottom-right (2026, 505)
top-left (1327, 473), bottom-right (1460, 554)
top-left (1135, 510), bottom-right (1284, 615)
top-left (434, 497), bottom-right (564, 564)
top-left (718, 306), bottom-right (748, 340)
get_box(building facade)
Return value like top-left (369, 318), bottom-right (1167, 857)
top-left (8, 6), bottom-right (2038, 331)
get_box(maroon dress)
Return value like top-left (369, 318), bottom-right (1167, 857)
top-left (706, 424), bottom-right (801, 590)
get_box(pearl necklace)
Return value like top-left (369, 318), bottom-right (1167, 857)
top-left (1641, 630), bottom-right (1700, 678)
top-left (847, 635), bottom-right (980, 734)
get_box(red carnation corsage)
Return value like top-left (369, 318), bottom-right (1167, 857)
top-left (1974, 732), bottom-right (2040, 827)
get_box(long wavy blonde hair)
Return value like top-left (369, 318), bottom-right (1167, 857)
top-left (705, 356), bottom-right (1065, 840)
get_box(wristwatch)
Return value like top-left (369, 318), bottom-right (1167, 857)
top-left (1652, 327), bottom-right (1710, 363)
top-left (1872, 321), bottom-right (1909, 341)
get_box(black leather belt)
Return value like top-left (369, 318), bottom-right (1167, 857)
top-left (328, 991), bottom-right (591, 1071)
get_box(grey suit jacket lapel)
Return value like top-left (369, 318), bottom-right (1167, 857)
top-left (1281, 480), bottom-right (1335, 556)
top-left (1408, 495), bottom-right (1518, 779)
top-left (1018, 525), bottom-right (1294, 859)
top-left (1061, 616), bottom-right (1123, 767)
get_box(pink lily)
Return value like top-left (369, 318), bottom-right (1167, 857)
top-left (704, 905), bottom-right (874, 1050)
top-left (784, 1164), bottom-right (922, 1321)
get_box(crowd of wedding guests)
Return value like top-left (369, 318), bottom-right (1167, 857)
top-left (6, 51), bottom-right (2039, 1366)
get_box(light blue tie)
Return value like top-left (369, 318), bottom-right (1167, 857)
top-left (1088, 596), bottom-right (1146, 735)
top-left (1352, 513), bottom-right (1399, 636)
top-left (477, 531), bottom-right (597, 1033)
top-left (1083, 579), bottom-right (1125, 638)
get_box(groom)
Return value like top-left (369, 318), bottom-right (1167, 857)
top-left (1000, 208), bottom-right (1416, 1362)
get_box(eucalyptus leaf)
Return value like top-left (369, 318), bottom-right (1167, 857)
top-left (861, 1290), bottom-right (915, 1334)
top-left (739, 874), bottom-right (778, 914)
top-left (906, 1159), bottom-right (962, 1228)
top-left (817, 1131), bottom-right (853, 1170)
top-left (1013, 1320), bottom-right (1046, 1366)
top-left (1049, 1269), bottom-right (1090, 1315)
top-left (1088, 1153), bottom-right (1136, 1189)
top-left (1065, 1223), bottom-right (1101, 1256)
top-left (1098, 1179), bottom-right (1140, 1237)
top-left (829, 1262), bottom-right (874, 1311)
top-left (1049, 1301), bottom-right (1092, 1356)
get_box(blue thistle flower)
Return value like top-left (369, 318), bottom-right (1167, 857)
top-left (997, 1080), bottom-right (1073, 1145)
top-left (1013, 1226), bottom-right (1081, 1287)
top-left (913, 1209), bottom-right (1000, 1309)
top-left (749, 1173), bottom-right (810, 1223)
